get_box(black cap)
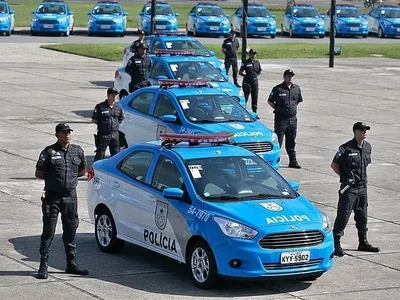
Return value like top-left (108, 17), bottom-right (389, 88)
top-left (229, 29), bottom-right (237, 34)
top-left (55, 123), bottom-right (73, 133)
top-left (284, 69), bottom-right (295, 76)
top-left (138, 29), bottom-right (145, 35)
top-left (353, 122), bottom-right (371, 131)
top-left (249, 49), bottom-right (257, 55)
top-left (138, 42), bottom-right (148, 49)
top-left (107, 87), bottom-right (119, 95)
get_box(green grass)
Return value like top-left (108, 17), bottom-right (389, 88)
top-left (40, 43), bottom-right (400, 61)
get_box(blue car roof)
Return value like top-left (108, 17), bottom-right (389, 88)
top-left (156, 56), bottom-right (208, 63)
top-left (132, 85), bottom-right (226, 98)
top-left (154, 35), bottom-right (197, 41)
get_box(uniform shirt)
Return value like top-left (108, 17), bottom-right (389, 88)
top-left (125, 53), bottom-right (152, 86)
top-left (130, 39), bottom-right (149, 54)
top-left (333, 139), bottom-right (371, 184)
top-left (92, 100), bottom-right (124, 134)
top-left (222, 38), bottom-right (240, 59)
top-left (240, 58), bottom-right (262, 82)
top-left (36, 143), bottom-right (86, 195)
top-left (268, 82), bottom-right (303, 118)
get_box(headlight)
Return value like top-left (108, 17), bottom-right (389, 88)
top-left (317, 22), bottom-right (324, 26)
top-left (383, 20), bottom-right (392, 27)
top-left (321, 211), bottom-right (332, 233)
top-left (32, 17), bottom-right (38, 22)
top-left (272, 132), bottom-right (279, 144)
top-left (196, 18), bottom-right (205, 24)
top-left (363, 22), bottom-right (368, 26)
top-left (337, 19), bottom-right (345, 24)
top-left (0, 16), bottom-right (9, 21)
top-left (171, 19), bottom-right (177, 23)
top-left (214, 216), bottom-right (258, 239)
top-left (223, 20), bottom-right (229, 25)
top-left (58, 17), bottom-right (67, 23)
top-left (293, 19), bottom-right (301, 25)
top-left (114, 18), bottom-right (123, 23)
top-left (89, 17), bottom-right (95, 23)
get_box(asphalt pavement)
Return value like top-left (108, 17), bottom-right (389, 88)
top-left (0, 43), bottom-right (400, 300)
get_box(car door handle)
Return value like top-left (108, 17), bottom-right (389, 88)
top-left (112, 181), bottom-right (120, 188)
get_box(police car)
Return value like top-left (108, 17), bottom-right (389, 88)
top-left (87, 0), bottom-right (128, 37)
top-left (186, 2), bottom-right (231, 37)
top-left (115, 49), bottom-right (245, 105)
top-left (324, 5), bottom-right (368, 37)
top-left (119, 79), bottom-right (280, 169)
top-left (281, 4), bottom-right (325, 38)
top-left (366, 4), bottom-right (400, 38)
top-left (138, 1), bottom-right (179, 34)
top-left (87, 131), bottom-right (334, 288)
top-left (231, 4), bottom-right (277, 38)
top-left (122, 32), bottom-right (224, 74)
top-left (31, 0), bottom-right (74, 36)
top-left (0, 1), bottom-right (14, 36)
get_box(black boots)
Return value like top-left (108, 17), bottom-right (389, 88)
top-left (333, 236), bottom-right (345, 257)
top-left (37, 255), bottom-right (49, 279)
top-left (66, 255), bottom-right (89, 276)
top-left (288, 153), bottom-right (301, 169)
top-left (358, 231), bottom-right (380, 253)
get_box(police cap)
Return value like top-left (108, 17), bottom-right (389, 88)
top-left (353, 122), bottom-right (371, 131)
top-left (55, 123), bottom-right (73, 133)
top-left (284, 69), bottom-right (295, 76)
top-left (107, 87), bottom-right (119, 95)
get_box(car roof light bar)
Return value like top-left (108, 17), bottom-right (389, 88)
top-left (160, 131), bottom-right (235, 147)
top-left (154, 49), bottom-right (195, 56)
top-left (154, 31), bottom-right (187, 36)
top-left (158, 78), bottom-right (211, 88)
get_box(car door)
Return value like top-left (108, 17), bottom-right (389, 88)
top-left (324, 9), bottom-right (331, 32)
top-left (232, 8), bottom-right (242, 33)
top-left (152, 93), bottom-right (181, 138)
top-left (367, 9), bottom-right (377, 33)
top-left (282, 8), bottom-right (292, 32)
top-left (187, 6), bottom-right (196, 32)
top-left (114, 149), bottom-right (156, 242)
top-left (148, 60), bottom-right (171, 84)
top-left (122, 91), bottom-right (158, 145)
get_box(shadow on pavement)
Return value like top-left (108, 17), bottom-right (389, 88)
top-left (89, 80), bottom-right (115, 88)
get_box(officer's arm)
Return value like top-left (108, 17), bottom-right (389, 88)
top-left (267, 88), bottom-right (277, 110)
top-left (239, 63), bottom-right (245, 76)
top-left (78, 147), bottom-right (87, 177)
top-left (35, 151), bottom-right (48, 179)
top-left (297, 87), bottom-right (304, 104)
top-left (125, 58), bottom-right (133, 75)
top-left (331, 146), bottom-right (345, 176)
top-left (118, 107), bottom-right (125, 124)
top-left (257, 62), bottom-right (262, 75)
top-left (221, 41), bottom-right (226, 54)
top-left (331, 162), bottom-right (341, 176)
top-left (91, 105), bottom-right (99, 124)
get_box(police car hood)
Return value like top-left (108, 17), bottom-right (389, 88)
top-left (249, 16), bottom-right (275, 24)
top-left (338, 17), bottom-right (364, 24)
top-left (209, 81), bottom-right (240, 97)
top-left (204, 195), bottom-right (322, 229)
top-left (198, 16), bottom-right (227, 22)
top-left (189, 121), bottom-right (273, 143)
top-left (92, 14), bottom-right (122, 21)
top-left (296, 16), bottom-right (322, 24)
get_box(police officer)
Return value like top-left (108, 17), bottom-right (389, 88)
top-left (130, 30), bottom-right (148, 54)
top-left (92, 87), bottom-right (125, 161)
top-left (221, 30), bottom-right (241, 87)
top-left (239, 49), bottom-right (262, 113)
top-left (331, 122), bottom-right (380, 257)
top-left (125, 42), bottom-right (152, 93)
top-left (35, 123), bottom-right (88, 279)
top-left (268, 69), bottom-right (303, 168)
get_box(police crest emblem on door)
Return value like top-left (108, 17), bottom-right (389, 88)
top-left (155, 201), bottom-right (169, 230)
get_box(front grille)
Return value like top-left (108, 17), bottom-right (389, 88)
top-left (237, 142), bottom-right (273, 153)
top-left (39, 20), bottom-right (59, 24)
top-left (393, 24), bottom-right (400, 28)
top-left (302, 23), bottom-right (317, 27)
top-left (259, 230), bottom-right (324, 249)
top-left (347, 23), bottom-right (360, 27)
top-left (96, 20), bottom-right (115, 25)
top-left (253, 23), bottom-right (269, 27)
top-left (156, 21), bottom-right (170, 25)
top-left (206, 21), bottom-right (221, 26)
top-left (263, 259), bottom-right (323, 270)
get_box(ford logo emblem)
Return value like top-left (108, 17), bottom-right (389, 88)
top-left (289, 225), bottom-right (298, 230)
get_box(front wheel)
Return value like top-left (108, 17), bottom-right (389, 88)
top-left (270, 34), bottom-right (276, 39)
top-left (95, 209), bottom-right (124, 253)
top-left (188, 240), bottom-right (219, 289)
top-left (378, 27), bottom-right (385, 38)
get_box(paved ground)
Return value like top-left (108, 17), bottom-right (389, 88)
top-left (0, 43), bottom-right (400, 300)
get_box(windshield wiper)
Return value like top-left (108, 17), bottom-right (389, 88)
top-left (205, 195), bottom-right (242, 201)
top-left (243, 193), bottom-right (294, 200)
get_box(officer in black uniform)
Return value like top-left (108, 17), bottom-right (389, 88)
top-left (221, 30), bottom-right (241, 87)
top-left (35, 123), bottom-right (88, 279)
top-left (268, 69), bottom-right (303, 169)
top-left (331, 122), bottom-right (380, 257)
top-left (125, 42), bottom-right (152, 93)
top-left (239, 49), bottom-right (262, 113)
top-left (92, 87), bottom-right (125, 161)
top-left (130, 30), bottom-right (148, 54)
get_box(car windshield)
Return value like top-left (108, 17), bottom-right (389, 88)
top-left (145, 5), bottom-right (174, 16)
top-left (336, 8), bottom-right (362, 18)
top-left (92, 5), bottom-right (121, 15)
top-left (169, 61), bottom-right (225, 82)
top-left (36, 4), bottom-right (66, 14)
top-left (293, 8), bottom-right (319, 18)
top-left (177, 94), bottom-right (254, 123)
top-left (248, 7), bottom-right (271, 17)
top-left (0, 4), bottom-right (8, 14)
top-left (185, 155), bottom-right (297, 201)
top-left (164, 40), bottom-right (210, 56)
top-left (197, 6), bottom-right (225, 17)
top-left (381, 9), bottom-right (400, 18)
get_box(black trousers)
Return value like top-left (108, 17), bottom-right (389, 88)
top-left (40, 190), bottom-right (79, 258)
top-left (224, 57), bottom-right (238, 83)
top-left (242, 80), bottom-right (259, 113)
top-left (333, 185), bottom-right (368, 237)
top-left (274, 116), bottom-right (297, 157)
top-left (94, 132), bottom-right (120, 161)
top-left (129, 81), bottom-right (150, 93)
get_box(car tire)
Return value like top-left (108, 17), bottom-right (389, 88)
top-left (270, 34), bottom-right (276, 39)
top-left (362, 34), bottom-right (368, 38)
top-left (120, 31), bottom-right (125, 37)
top-left (378, 27), bottom-right (384, 38)
top-left (281, 24), bottom-right (286, 36)
top-left (289, 26), bottom-right (294, 38)
top-left (298, 272), bottom-right (323, 281)
top-left (70, 27), bottom-right (74, 35)
top-left (119, 90), bottom-right (128, 100)
top-left (31, 30), bottom-right (36, 36)
top-left (187, 240), bottom-right (219, 289)
top-left (95, 209), bottom-right (124, 253)
top-left (319, 34), bottom-right (324, 38)
top-left (6, 29), bottom-right (11, 36)
top-left (88, 31), bottom-right (92, 36)
top-left (64, 27), bottom-right (70, 37)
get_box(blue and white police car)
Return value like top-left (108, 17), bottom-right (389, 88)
top-left (87, 131), bottom-right (334, 288)
top-left (87, 0), bottom-right (128, 37)
top-left (231, 4), bottom-right (277, 38)
top-left (0, 1), bottom-right (14, 36)
top-left (366, 4), bottom-right (400, 38)
top-left (324, 4), bottom-right (368, 37)
top-left (138, 1), bottom-right (179, 34)
top-left (281, 4), bottom-right (325, 38)
top-left (186, 2), bottom-right (231, 37)
top-left (115, 50), bottom-right (245, 105)
top-left (118, 79), bottom-right (280, 169)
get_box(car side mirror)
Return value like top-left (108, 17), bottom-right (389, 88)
top-left (157, 75), bottom-right (168, 80)
top-left (288, 180), bottom-right (300, 191)
top-left (250, 112), bottom-right (259, 119)
top-left (175, 13), bottom-right (180, 16)
top-left (68, 11), bottom-right (73, 15)
top-left (163, 188), bottom-right (184, 200)
top-left (272, 14), bottom-right (276, 19)
top-left (162, 115), bottom-right (177, 123)
top-left (237, 13), bottom-right (242, 17)
top-left (87, 12), bottom-right (91, 15)
top-left (31, 11), bottom-right (35, 14)
top-left (209, 50), bottom-right (215, 56)
top-left (189, 12), bottom-right (194, 16)
top-left (225, 14), bottom-right (230, 18)
top-left (124, 12), bottom-right (128, 16)
top-left (139, 12), bottom-right (143, 16)
top-left (10, 10), bottom-right (15, 14)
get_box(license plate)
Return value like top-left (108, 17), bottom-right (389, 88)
top-left (43, 24), bottom-right (53, 29)
top-left (101, 25), bottom-right (111, 30)
top-left (156, 25), bottom-right (166, 29)
top-left (281, 251), bottom-right (310, 264)
top-left (397, 28), bottom-right (400, 32)
top-left (210, 26), bottom-right (219, 30)
top-left (350, 27), bottom-right (359, 31)
top-left (305, 27), bottom-right (315, 32)
top-left (257, 27), bottom-right (266, 31)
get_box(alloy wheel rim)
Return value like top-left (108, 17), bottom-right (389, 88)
top-left (97, 214), bottom-right (112, 247)
top-left (191, 247), bottom-right (210, 283)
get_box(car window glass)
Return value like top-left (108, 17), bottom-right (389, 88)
top-left (154, 94), bottom-right (176, 117)
top-left (248, 7), bottom-right (270, 17)
top-left (152, 40), bottom-right (163, 51)
top-left (130, 92), bottom-right (154, 114)
top-left (0, 4), bottom-right (7, 13)
top-left (93, 5), bottom-right (121, 15)
top-left (152, 157), bottom-right (183, 190)
top-left (150, 62), bottom-right (169, 78)
top-left (164, 40), bottom-right (209, 56)
top-left (119, 151), bottom-right (154, 183)
top-left (37, 4), bottom-right (66, 14)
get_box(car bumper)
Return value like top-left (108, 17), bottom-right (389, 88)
top-left (293, 25), bottom-right (325, 35)
top-left (0, 22), bottom-right (11, 32)
top-left (382, 26), bottom-right (400, 36)
top-left (259, 148), bottom-right (280, 170)
top-left (143, 23), bottom-right (178, 33)
top-left (31, 23), bottom-right (69, 33)
top-left (211, 226), bottom-right (334, 278)
top-left (248, 25), bottom-right (276, 35)
top-left (89, 24), bottom-right (125, 33)
top-left (195, 24), bottom-right (230, 35)
top-left (337, 25), bottom-right (368, 35)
